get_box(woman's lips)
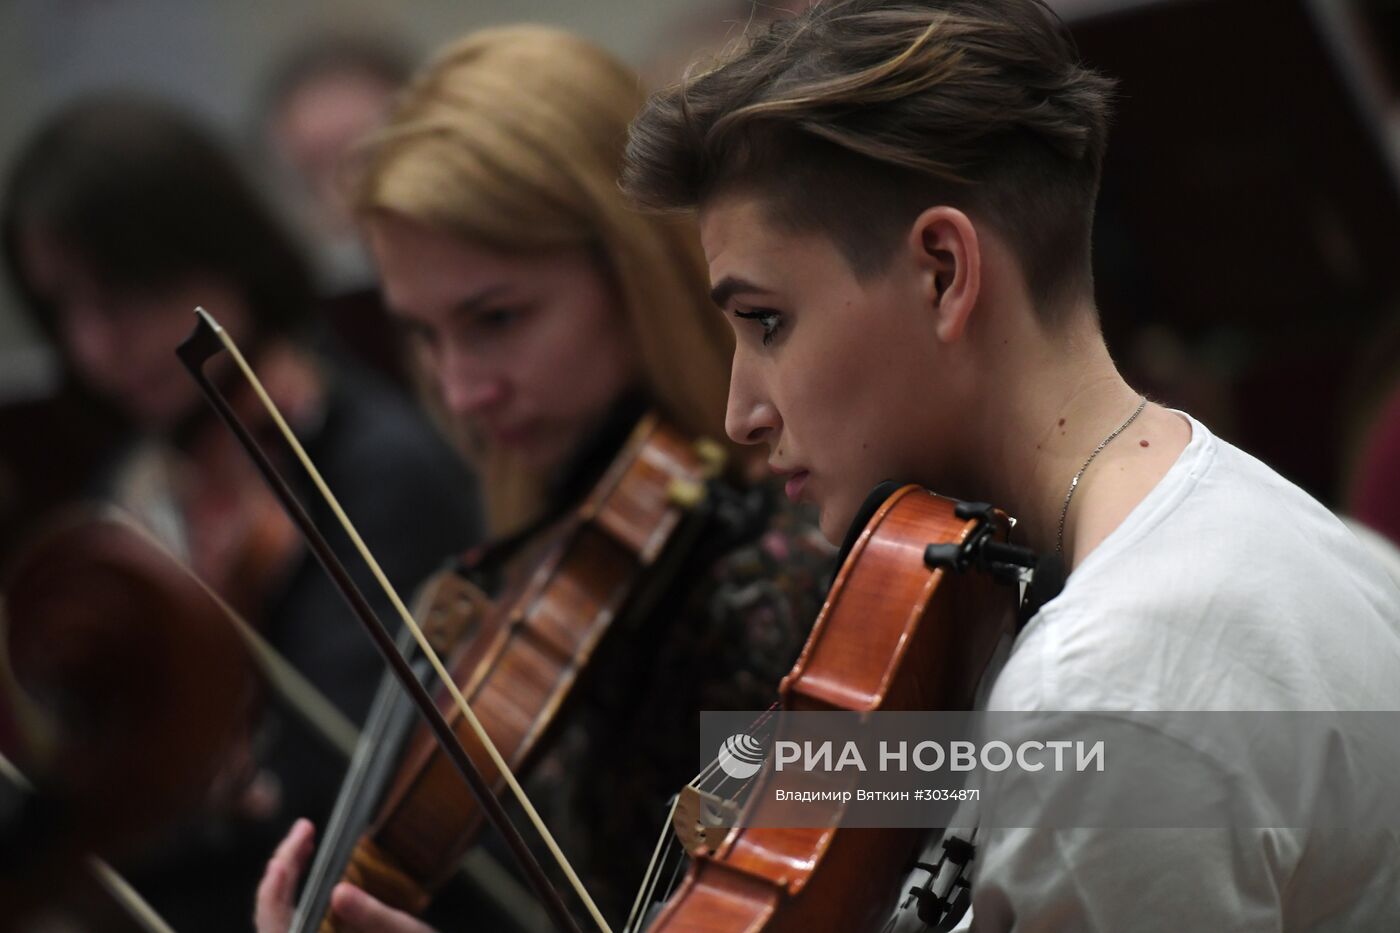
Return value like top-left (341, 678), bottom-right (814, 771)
top-left (784, 470), bottom-right (809, 503)
top-left (485, 421), bottom-right (533, 446)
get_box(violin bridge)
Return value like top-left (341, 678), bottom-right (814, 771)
top-left (413, 570), bottom-right (491, 656)
top-left (671, 785), bottom-right (741, 857)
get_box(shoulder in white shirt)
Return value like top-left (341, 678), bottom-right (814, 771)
top-left (893, 412), bottom-right (1400, 932)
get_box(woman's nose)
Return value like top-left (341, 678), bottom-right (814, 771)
top-left (725, 384), bottom-right (778, 446)
top-left (439, 348), bottom-right (508, 416)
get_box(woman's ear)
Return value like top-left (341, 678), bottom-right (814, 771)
top-left (907, 205), bottom-right (980, 343)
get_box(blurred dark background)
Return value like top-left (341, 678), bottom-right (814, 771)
top-left (1075, 0), bottom-right (1400, 505)
top-left (4, 0), bottom-right (1399, 543)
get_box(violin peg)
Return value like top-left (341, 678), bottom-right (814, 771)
top-left (692, 437), bottom-right (728, 478)
top-left (666, 478), bottom-right (706, 510)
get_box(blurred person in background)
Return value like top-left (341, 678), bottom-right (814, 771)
top-left (0, 325), bottom-right (127, 570)
top-left (254, 25), bottom-right (834, 933)
top-left (1, 93), bottom-right (482, 932)
top-left (260, 32), bottom-right (417, 388)
top-left (642, 0), bottom-right (817, 88)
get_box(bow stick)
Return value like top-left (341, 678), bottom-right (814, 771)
top-left (177, 307), bottom-right (609, 933)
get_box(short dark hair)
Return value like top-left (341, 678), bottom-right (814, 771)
top-left (2, 94), bottom-right (312, 340)
top-left (623, 0), bottom-right (1117, 317)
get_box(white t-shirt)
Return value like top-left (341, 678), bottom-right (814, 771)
top-left (893, 412), bottom-right (1400, 932)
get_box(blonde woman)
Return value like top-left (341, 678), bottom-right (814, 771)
top-left (254, 26), bottom-right (833, 933)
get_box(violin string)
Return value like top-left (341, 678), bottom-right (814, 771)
top-left (290, 651), bottom-right (406, 933)
top-left (655, 817), bottom-right (691, 900)
top-left (202, 310), bottom-right (611, 933)
top-left (625, 726), bottom-right (764, 931)
top-left (625, 744), bottom-right (731, 933)
top-left (624, 794), bottom-right (684, 932)
top-left (660, 840), bottom-right (689, 908)
top-left (625, 698), bottom-right (784, 928)
top-left (694, 759), bottom-right (724, 789)
top-left (637, 837), bottom-right (681, 929)
top-left (643, 815), bottom-right (691, 926)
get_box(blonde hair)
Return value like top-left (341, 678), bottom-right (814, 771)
top-left (351, 26), bottom-right (738, 534)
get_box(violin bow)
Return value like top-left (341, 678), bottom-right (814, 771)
top-left (177, 307), bottom-right (609, 933)
top-left (0, 750), bottom-right (176, 933)
top-left (2, 508), bottom-right (357, 933)
top-left (110, 513), bottom-right (540, 930)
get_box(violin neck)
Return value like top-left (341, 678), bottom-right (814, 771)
top-left (292, 626), bottom-right (424, 933)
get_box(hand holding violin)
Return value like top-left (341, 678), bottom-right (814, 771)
top-left (256, 820), bottom-right (439, 933)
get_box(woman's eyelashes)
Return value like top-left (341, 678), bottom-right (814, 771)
top-left (732, 307), bottom-right (784, 346)
top-left (395, 317), bottom-right (439, 351)
top-left (472, 304), bottom-right (526, 332)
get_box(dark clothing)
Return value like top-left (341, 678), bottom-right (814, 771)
top-left (122, 364), bottom-right (483, 932)
top-left (520, 489), bottom-right (833, 927)
top-left (0, 379), bottom-right (127, 567)
top-left (423, 408), bottom-right (835, 930)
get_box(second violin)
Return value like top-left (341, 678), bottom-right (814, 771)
top-left (643, 485), bottom-right (1023, 932)
top-left (326, 413), bottom-right (736, 926)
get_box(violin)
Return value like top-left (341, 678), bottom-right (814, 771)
top-left (184, 308), bottom-right (1028, 933)
top-left (180, 307), bottom-right (770, 933)
top-left (641, 484), bottom-right (1023, 932)
top-left (0, 511), bottom-right (254, 922)
top-left (317, 412), bottom-right (737, 929)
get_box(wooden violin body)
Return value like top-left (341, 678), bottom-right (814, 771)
top-left (648, 485), bottom-right (1018, 932)
top-left (1, 513), bottom-right (252, 914)
top-left (326, 413), bottom-right (724, 928)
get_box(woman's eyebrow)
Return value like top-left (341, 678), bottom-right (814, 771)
top-left (450, 284), bottom-right (515, 318)
top-left (384, 283), bottom-right (516, 326)
top-left (709, 275), bottom-right (772, 309)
